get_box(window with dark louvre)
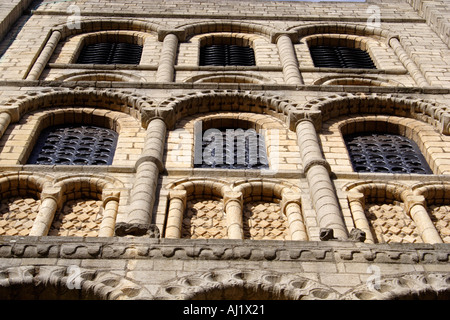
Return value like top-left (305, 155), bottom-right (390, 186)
top-left (309, 45), bottom-right (376, 69)
top-left (194, 128), bottom-right (268, 169)
top-left (77, 42), bottom-right (143, 65)
top-left (200, 44), bottom-right (255, 66)
top-left (344, 133), bottom-right (432, 174)
top-left (28, 125), bottom-right (118, 165)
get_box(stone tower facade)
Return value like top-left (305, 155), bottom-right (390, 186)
top-left (0, 0), bottom-right (448, 301)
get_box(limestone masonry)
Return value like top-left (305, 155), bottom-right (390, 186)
top-left (0, 0), bottom-right (448, 300)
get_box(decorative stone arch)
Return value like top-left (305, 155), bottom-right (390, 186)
top-left (49, 175), bottom-right (123, 237)
top-left (155, 90), bottom-right (302, 131)
top-left (164, 178), bottom-right (232, 239)
top-left (155, 269), bottom-right (340, 300)
top-left (412, 181), bottom-right (450, 205)
top-left (0, 172), bottom-right (55, 237)
top-left (55, 70), bottom-right (146, 82)
top-left (342, 272), bottom-right (450, 300)
top-left (302, 92), bottom-right (450, 135)
top-left (288, 22), bottom-right (396, 42)
top-left (343, 181), bottom-right (436, 244)
top-left (0, 265), bottom-right (152, 300)
top-left (313, 75), bottom-right (403, 86)
top-left (166, 177), bottom-right (232, 200)
top-left (174, 20), bottom-right (283, 42)
top-left (0, 171), bottom-right (53, 199)
top-left (51, 18), bottom-right (164, 40)
top-left (0, 87), bottom-right (155, 127)
top-left (288, 22), bottom-right (429, 86)
top-left (411, 182), bottom-right (450, 243)
top-left (182, 72), bottom-right (273, 84)
top-left (232, 178), bottom-right (306, 241)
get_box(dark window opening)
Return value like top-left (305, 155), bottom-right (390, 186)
top-left (309, 45), bottom-right (376, 69)
top-left (28, 125), bottom-right (118, 165)
top-left (77, 42), bottom-right (143, 65)
top-left (194, 128), bottom-right (269, 169)
top-left (200, 44), bottom-right (255, 66)
top-left (344, 133), bottom-right (432, 174)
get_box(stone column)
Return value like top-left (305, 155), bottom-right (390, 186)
top-left (405, 195), bottom-right (443, 244)
top-left (276, 35), bottom-right (303, 85)
top-left (224, 191), bottom-right (244, 240)
top-left (98, 191), bottom-right (120, 237)
top-left (29, 188), bottom-right (61, 236)
top-left (115, 118), bottom-right (167, 236)
top-left (0, 112), bottom-right (11, 139)
top-left (281, 191), bottom-right (308, 241)
top-left (156, 33), bottom-right (179, 82)
top-left (347, 192), bottom-right (375, 244)
top-left (165, 190), bottom-right (187, 239)
top-left (389, 37), bottom-right (429, 87)
top-left (26, 30), bottom-right (62, 80)
top-left (296, 119), bottom-right (348, 239)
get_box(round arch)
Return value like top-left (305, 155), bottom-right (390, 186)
top-left (342, 272), bottom-right (450, 300)
top-left (0, 265), bottom-right (152, 300)
top-left (157, 90), bottom-right (301, 130)
top-left (302, 92), bottom-right (450, 135)
top-left (0, 88), bottom-right (155, 125)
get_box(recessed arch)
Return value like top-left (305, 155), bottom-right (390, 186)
top-left (55, 71), bottom-right (146, 82)
top-left (313, 75), bottom-right (403, 86)
top-left (342, 272), bottom-right (450, 300)
top-left (155, 269), bottom-right (340, 300)
top-left (157, 90), bottom-right (301, 130)
top-left (166, 177), bottom-right (232, 201)
top-left (288, 22), bottom-right (396, 42)
top-left (302, 93), bottom-right (450, 135)
top-left (0, 265), bottom-right (152, 300)
top-left (51, 18), bottom-right (163, 40)
top-left (174, 20), bottom-right (281, 42)
top-left (0, 88), bottom-right (155, 125)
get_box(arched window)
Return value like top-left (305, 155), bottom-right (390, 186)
top-left (309, 45), bottom-right (375, 69)
top-left (344, 133), bottom-right (432, 174)
top-left (194, 122), bottom-right (269, 169)
top-left (27, 125), bottom-right (118, 165)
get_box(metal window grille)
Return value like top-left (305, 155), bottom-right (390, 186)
top-left (309, 45), bottom-right (376, 69)
top-left (194, 128), bottom-right (269, 169)
top-left (28, 125), bottom-right (118, 165)
top-left (77, 42), bottom-right (143, 65)
top-left (199, 44), bottom-right (256, 66)
top-left (344, 133), bottom-right (432, 174)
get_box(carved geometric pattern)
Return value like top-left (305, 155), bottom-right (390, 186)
top-left (0, 266), bottom-right (151, 300)
top-left (48, 199), bottom-right (103, 237)
top-left (243, 201), bottom-right (289, 240)
top-left (0, 197), bottom-right (40, 236)
top-left (428, 205), bottom-right (450, 243)
top-left (365, 202), bottom-right (422, 244)
top-left (182, 199), bottom-right (227, 239)
top-left (155, 269), bottom-right (340, 300)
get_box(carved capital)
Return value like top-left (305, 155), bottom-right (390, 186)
top-left (223, 191), bottom-right (243, 209)
top-left (169, 189), bottom-right (187, 207)
top-left (280, 191), bottom-right (302, 214)
top-left (404, 194), bottom-right (427, 214)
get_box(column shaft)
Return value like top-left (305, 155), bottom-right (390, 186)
top-left (285, 202), bottom-right (308, 241)
top-left (29, 197), bottom-right (58, 236)
top-left (0, 112), bottom-right (11, 139)
top-left (224, 192), bottom-right (244, 240)
top-left (27, 31), bottom-right (61, 80)
top-left (407, 198), bottom-right (443, 244)
top-left (116, 118), bottom-right (167, 236)
top-left (348, 193), bottom-right (375, 243)
top-left (156, 33), bottom-right (179, 82)
top-left (296, 120), bottom-right (348, 239)
top-left (165, 190), bottom-right (187, 239)
top-left (98, 197), bottom-right (119, 237)
top-left (277, 35), bottom-right (303, 85)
